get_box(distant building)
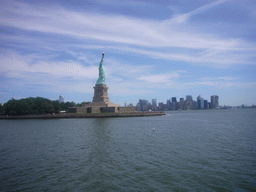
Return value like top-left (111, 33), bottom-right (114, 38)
top-left (167, 99), bottom-right (172, 110)
top-left (186, 95), bottom-right (192, 101)
top-left (136, 103), bottom-right (140, 111)
top-left (193, 100), bottom-right (198, 109)
top-left (171, 97), bottom-right (177, 110)
top-left (197, 95), bottom-right (204, 109)
top-left (211, 95), bottom-right (219, 109)
top-left (59, 95), bottom-right (64, 103)
top-left (185, 95), bottom-right (193, 109)
top-left (147, 103), bottom-right (153, 111)
top-left (204, 100), bottom-right (209, 109)
top-left (152, 99), bottom-right (157, 106)
top-left (152, 99), bottom-right (157, 111)
top-left (200, 98), bottom-right (204, 109)
top-left (136, 94), bottom-right (219, 111)
top-left (179, 98), bottom-right (185, 110)
top-left (137, 99), bottom-right (149, 111)
top-left (158, 102), bottom-right (166, 111)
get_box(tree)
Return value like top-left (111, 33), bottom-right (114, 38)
top-left (52, 100), bottom-right (61, 113)
top-left (0, 103), bottom-right (3, 114)
top-left (3, 97), bottom-right (55, 116)
top-left (63, 101), bottom-right (76, 110)
top-left (75, 102), bottom-right (89, 107)
top-left (3, 97), bottom-right (80, 116)
top-left (3, 99), bottom-right (19, 116)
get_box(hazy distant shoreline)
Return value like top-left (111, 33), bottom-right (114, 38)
top-left (0, 112), bottom-right (165, 119)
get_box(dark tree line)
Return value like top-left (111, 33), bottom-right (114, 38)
top-left (0, 104), bottom-right (3, 114)
top-left (1, 97), bottom-right (88, 116)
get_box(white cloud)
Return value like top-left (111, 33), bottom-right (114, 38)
top-left (0, 51), bottom-right (180, 96)
top-left (201, 76), bottom-right (239, 81)
top-left (105, 58), bottom-right (153, 79)
top-left (165, 0), bottom-right (229, 24)
top-left (1, 0), bottom-right (255, 69)
top-left (0, 52), bottom-right (98, 79)
top-left (138, 72), bottom-right (180, 83)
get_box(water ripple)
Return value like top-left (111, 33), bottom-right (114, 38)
top-left (0, 109), bottom-right (256, 191)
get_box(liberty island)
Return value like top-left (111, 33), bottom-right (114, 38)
top-left (68, 52), bottom-right (134, 114)
top-left (0, 53), bottom-right (164, 119)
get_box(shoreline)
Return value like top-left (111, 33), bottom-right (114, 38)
top-left (0, 111), bottom-right (165, 119)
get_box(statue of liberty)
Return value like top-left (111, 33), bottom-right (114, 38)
top-left (96, 52), bottom-right (106, 84)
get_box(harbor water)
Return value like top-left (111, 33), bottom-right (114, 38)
top-left (1, 109), bottom-right (256, 191)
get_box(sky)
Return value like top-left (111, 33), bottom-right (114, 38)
top-left (0, 0), bottom-right (256, 106)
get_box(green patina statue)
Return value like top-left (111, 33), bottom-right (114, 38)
top-left (96, 52), bottom-right (106, 85)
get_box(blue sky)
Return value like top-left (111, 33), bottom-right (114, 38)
top-left (0, 0), bottom-right (255, 106)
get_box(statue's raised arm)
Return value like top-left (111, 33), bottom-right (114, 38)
top-left (96, 52), bottom-right (106, 85)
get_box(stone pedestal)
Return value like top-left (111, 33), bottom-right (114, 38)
top-left (93, 84), bottom-right (109, 103)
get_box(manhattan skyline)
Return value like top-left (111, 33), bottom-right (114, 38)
top-left (0, 0), bottom-right (255, 106)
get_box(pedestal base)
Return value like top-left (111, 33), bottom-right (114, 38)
top-left (93, 84), bottom-right (109, 103)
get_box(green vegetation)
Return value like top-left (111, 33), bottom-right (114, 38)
top-left (2, 97), bottom-right (87, 116)
top-left (75, 102), bottom-right (89, 107)
top-left (0, 104), bottom-right (3, 114)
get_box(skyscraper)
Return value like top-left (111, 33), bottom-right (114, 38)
top-left (204, 100), bottom-right (209, 109)
top-left (167, 99), bottom-right (171, 110)
top-left (197, 95), bottom-right (204, 109)
top-left (152, 99), bottom-right (157, 111)
top-left (152, 99), bottom-right (157, 106)
top-left (171, 97), bottom-right (177, 110)
top-left (211, 95), bottom-right (219, 109)
top-left (186, 95), bottom-right (193, 109)
top-left (138, 99), bottom-right (149, 111)
top-left (186, 95), bottom-right (192, 101)
top-left (59, 95), bottom-right (64, 103)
